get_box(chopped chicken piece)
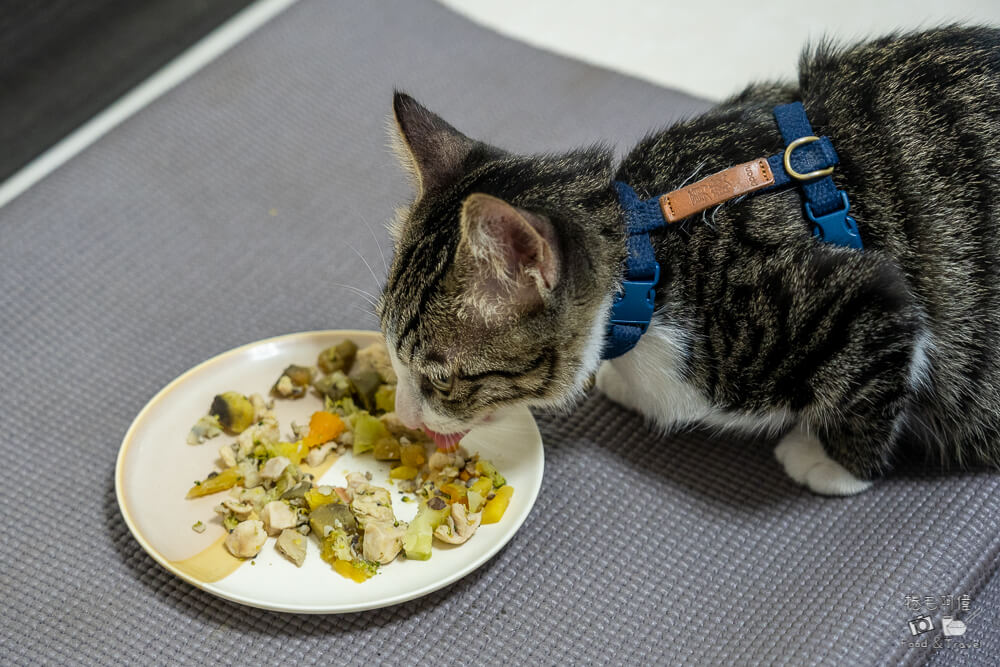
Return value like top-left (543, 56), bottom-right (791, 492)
top-left (225, 519), bottom-right (267, 558)
top-left (434, 503), bottom-right (482, 544)
top-left (260, 456), bottom-right (290, 481)
top-left (276, 529), bottom-right (307, 566)
top-left (428, 451), bottom-right (465, 472)
top-left (219, 443), bottom-right (237, 468)
top-left (187, 414), bottom-right (222, 445)
top-left (362, 521), bottom-right (407, 563)
top-left (249, 393), bottom-right (274, 421)
top-left (305, 441), bottom-right (337, 467)
top-left (260, 500), bottom-right (298, 536)
top-left (346, 472), bottom-right (395, 529)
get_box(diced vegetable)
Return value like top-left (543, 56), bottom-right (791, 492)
top-left (186, 466), bottom-right (243, 498)
top-left (303, 411), bottom-right (345, 448)
top-left (350, 369), bottom-right (381, 412)
top-left (310, 502), bottom-right (357, 536)
top-left (468, 477), bottom-right (492, 498)
top-left (467, 489), bottom-right (486, 513)
top-left (266, 440), bottom-right (308, 465)
top-left (373, 436), bottom-right (401, 461)
top-left (439, 482), bottom-right (468, 505)
top-left (333, 559), bottom-right (375, 583)
top-left (475, 460), bottom-right (507, 488)
top-left (389, 465), bottom-right (418, 480)
top-left (314, 370), bottom-right (353, 402)
top-left (399, 442), bottom-right (427, 469)
top-left (271, 365), bottom-right (312, 399)
top-left (403, 498), bottom-right (451, 560)
top-left (304, 486), bottom-right (338, 510)
top-left (209, 392), bottom-right (255, 433)
top-left (374, 385), bottom-right (396, 414)
top-left (318, 340), bottom-right (358, 374)
top-left (481, 485), bottom-right (514, 524)
top-left (352, 411), bottom-right (390, 455)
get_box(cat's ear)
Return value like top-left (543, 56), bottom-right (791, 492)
top-left (458, 193), bottom-right (560, 318)
top-left (391, 91), bottom-right (475, 195)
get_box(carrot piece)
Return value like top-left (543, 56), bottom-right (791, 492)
top-left (303, 411), bottom-right (345, 448)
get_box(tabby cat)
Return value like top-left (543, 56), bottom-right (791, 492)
top-left (378, 26), bottom-right (1000, 495)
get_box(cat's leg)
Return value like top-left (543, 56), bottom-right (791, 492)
top-left (595, 361), bottom-right (636, 410)
top-left (774, 423), bottom-right (874, 495)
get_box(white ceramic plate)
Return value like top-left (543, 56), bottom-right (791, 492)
top-left (115, 330), bottom-right (544, 613)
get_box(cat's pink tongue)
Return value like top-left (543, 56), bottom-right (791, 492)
top-left (424, 427), bottom-right (468, 452)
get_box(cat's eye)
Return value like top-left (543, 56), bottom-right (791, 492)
top-left (428, 373), bottom-right (455, 396)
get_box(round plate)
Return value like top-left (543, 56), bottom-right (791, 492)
top-left (115, 330), bottom-right (544, 613)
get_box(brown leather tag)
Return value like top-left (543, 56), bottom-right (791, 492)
top-left (658, 158), bottom-right (774, 223)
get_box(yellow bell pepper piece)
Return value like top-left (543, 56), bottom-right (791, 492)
top-left (481, 485), bottom-right (514, 524)
top-left (269, 440), bottom-right (308, 465)
top-left (468, 477), bottom-right (492, 498)
top-left (333, 559), bottom-right (372, 583)
top-left (389, 465), bottom-right (418, 480)
top-left (304, 487), bottom-right (338, 509)
top-left (303, 411), bottom-right (345, 448)
top-left (186, 466), bottom-right (243, 498)
top-left (439, 482), bottom-right (468, 505)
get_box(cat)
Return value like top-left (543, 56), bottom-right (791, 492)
top-left (377, 26), bottom-right (1000, 495)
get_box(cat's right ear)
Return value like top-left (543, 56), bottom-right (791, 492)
top-left (391, 91), bottom-right (475, 196)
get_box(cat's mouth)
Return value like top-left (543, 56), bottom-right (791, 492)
top-left (423, 427), bottom-right (469, 452)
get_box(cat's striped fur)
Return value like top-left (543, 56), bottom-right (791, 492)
top-left (379, 26), bottom-right (1000, 493)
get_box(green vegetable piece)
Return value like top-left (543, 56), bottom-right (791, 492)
top-left (271, 364), bottom-right (312, 399)
top-left (313, 370), bottom-right (353, 402)
top-left (326, 394), bottom-right (359, 417)
top-left (403, 499), bottom-right (450, 560)
top-left (352, 411), bottom-right (390, 455)
top-left (374, 384), bottom-right (396, 415)
top-left (318, 340), bottom-right (358, 374)
top-left (209, 392), bottom-right (255, 433)
top-left (350, 369), bottom-right (381, 412)
top-left (372, 435), bottom-right (401, 461)
top-left (475, 459), bottom-right (507, 489)
top-left (309, 502), bottom-right (357, 537)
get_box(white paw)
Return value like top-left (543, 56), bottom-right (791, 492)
top-left (595, 362), bottom-right (631, 407)
top-left (774, 427), bottom-right (873, 496)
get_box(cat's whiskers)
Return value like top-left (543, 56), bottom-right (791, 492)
top-left (359, 212), bottom-right (390, 275)
top-left (346, 242), bottom-right (385, 292)
top-left (330, 281), bottom-right (380, 309)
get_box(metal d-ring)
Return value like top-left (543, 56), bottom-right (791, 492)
top-left (783, 135), bottom-right (835, 181)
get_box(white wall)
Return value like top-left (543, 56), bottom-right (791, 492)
top-left (438, 0), bottom-right (1000, 100)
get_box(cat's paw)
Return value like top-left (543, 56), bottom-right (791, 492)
top-left (595, 362), bottom-right (631, 408)
top-left (774, 427), bottom-right (873, 496)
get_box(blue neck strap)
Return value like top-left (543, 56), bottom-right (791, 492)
top-left (601, 101), bottom-right (862, 360)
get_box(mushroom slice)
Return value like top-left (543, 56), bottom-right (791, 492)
top-left (276, 528), bottom-right (308, 567)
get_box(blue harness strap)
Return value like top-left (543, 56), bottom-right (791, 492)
top-left (601, 101), bottom-right (863, 360)
top-left (767, 102), bottom-right (863, 249)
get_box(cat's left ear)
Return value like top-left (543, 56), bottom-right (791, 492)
top-left (392, 91), bottom-right (476, 195)
top-left (458, 193), bottom-right (560, 318)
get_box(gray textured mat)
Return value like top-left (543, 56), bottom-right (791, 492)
top-left (1, 1), bottom-right (998, 664)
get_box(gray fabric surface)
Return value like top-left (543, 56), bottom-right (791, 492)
top-left (1, 0), bottom-right (998, 664)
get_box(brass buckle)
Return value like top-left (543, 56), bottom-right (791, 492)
top-left (783, 135), bottom-right (834, 181)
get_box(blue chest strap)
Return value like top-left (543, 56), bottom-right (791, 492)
top-left (601, 101), bottom-right (862, 360)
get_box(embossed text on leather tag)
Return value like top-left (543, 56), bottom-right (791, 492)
top-left (658, 158), bottom-right (774, 223)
